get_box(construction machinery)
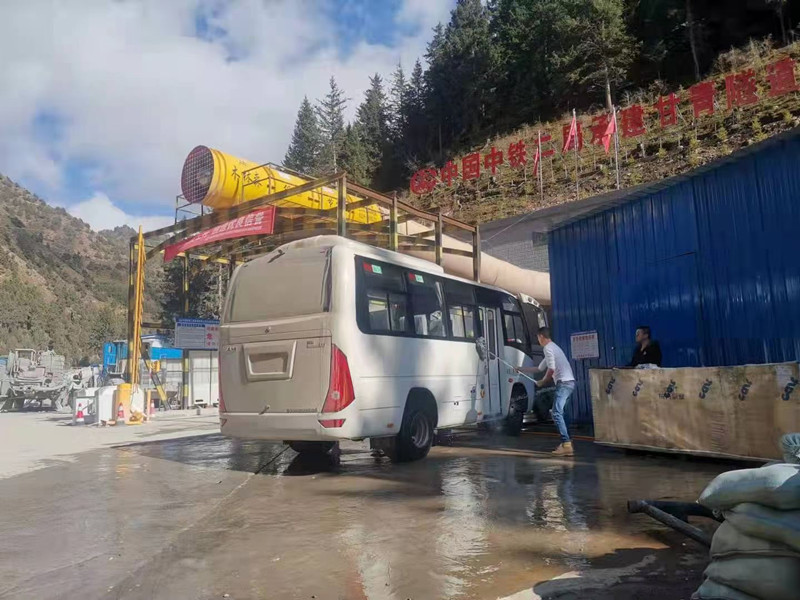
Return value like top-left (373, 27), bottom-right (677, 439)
top-left (2, 348), bottom-right (70, 411)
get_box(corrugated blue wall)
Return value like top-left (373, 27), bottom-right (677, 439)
top-left (549, 134), bottom-right (800, 425)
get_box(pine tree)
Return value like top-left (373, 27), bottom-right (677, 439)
top-left (491, 0), bottom-right (575, 128)
top-left (767, 0), bottom-right (788, 46)
top-left (424, 0), bottom-right (499, 154)
top-left (389, 64), bottom-right (409, 143)
top-left (159, 259), bottom-right (220, 324)
top-left (424, 23), bottom-right (450, 161)
top-left (284, 96), bottom-right (322, 175)
top-left (315, 77), bottom-right (348, 173)
top-left (385, 64), bottom-right (410, 188)
top-left (557, 0), bottom-right (638, 111)
top-left (354, 74), bottom-right (391, 188)
top-left (339, 124), bottom-right (371, 186)
top-left (405, 59), bottom-right (428, 168)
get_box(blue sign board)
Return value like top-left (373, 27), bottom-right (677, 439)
top-left (175, 319), bottom-right (220, 350)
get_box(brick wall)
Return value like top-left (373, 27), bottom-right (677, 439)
top-left (480, 223), bottom-right (550, 273)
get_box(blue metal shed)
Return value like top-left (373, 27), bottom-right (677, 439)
top-left (545, 129), bottom-right (800, 426)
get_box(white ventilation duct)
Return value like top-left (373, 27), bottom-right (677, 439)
top-left (398, 219), bottom-right (551, 305)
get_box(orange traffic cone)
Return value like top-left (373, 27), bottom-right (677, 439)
top-left (116, 402), bottom-right (126, 425)
top-left (74, 401), bottom-right (85, 425)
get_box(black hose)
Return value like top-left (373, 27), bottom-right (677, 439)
top-left (628, 500), bottom-right (713, 547)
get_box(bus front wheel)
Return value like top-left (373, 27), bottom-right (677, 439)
top-left (396, 404), bottom-right (435, 462)
top-left (504, 389), bottom-right (527, 437)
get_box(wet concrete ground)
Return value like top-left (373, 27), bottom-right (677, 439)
top-left (0, 422), bottom-right (736, 600)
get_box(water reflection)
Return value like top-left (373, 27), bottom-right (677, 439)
top-left (105, 433), bottom-right (731, 599)
top-left (436, 457), bottom-right (491, 598)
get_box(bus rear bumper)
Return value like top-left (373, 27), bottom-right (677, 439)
top-left (219, 405), bottom-right (402, 442)
top-left (220, 411), bottom-right (354, 442)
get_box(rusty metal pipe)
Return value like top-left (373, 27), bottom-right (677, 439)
top-left (627, 500), bottom-right (712, 547)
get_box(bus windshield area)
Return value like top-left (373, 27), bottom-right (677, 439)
top-left (227, 247), bottom-right (332, 322)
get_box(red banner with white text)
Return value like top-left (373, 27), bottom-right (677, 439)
top-left (164, 207), bottom-right (276, 262)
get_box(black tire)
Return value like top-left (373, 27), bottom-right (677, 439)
top-left (396, 404), bottom-right (435, 462)
top-left (287, 441), bottom-right (335, 455)
top-left (533, 389), bottom-right (555, 423)
top-left (504, 389), bottom-right (527, 436)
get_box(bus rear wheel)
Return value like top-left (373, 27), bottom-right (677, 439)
top-left (396, 405), bottom-right (435, 462)
top-left (287, 441), bottom-right (335, 455)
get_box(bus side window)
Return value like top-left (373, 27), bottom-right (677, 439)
top-left (463, 306), bottom-right (477, 338)
top-left (406, 272), bottom-right (446, 338)
top-left (443, 281), bottom-right (479, 340)
top-left (367, 291), bottom-right (407, 333)
top-left (358, 258), bottom-right (409, 334)
top-left (449, 306), bottom-right (466, 337)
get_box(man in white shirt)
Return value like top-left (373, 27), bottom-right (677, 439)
top-left (518, 327), bottom-right (576, 456)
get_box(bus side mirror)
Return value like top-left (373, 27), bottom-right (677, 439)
top-left (475, 337), bottom-right (488, 361)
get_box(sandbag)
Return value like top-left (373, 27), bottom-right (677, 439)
top-left (723, 503), bottom-right (800, 552)
top-left (782, 433), bottom-right (800, 464)
top-left (711, 520), bottom-right (800, 559)
top-left (692, 578), bottom-right (759, 600)
top-left (698, 463), bottom-right (800, 510)
top-left (703, 556), bottom-right (800, 600)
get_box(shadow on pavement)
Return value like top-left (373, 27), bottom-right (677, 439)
top-left (529, 546), bottom-right (706, 600)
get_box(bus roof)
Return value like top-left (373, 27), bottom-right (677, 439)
top-left (255, 235), bottom-right (521, 300)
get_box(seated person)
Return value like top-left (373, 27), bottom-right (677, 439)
top-left (629, 325), bottom-right (662, 367)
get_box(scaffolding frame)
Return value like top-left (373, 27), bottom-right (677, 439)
top-left (127, 171), bottom-right (481, 406)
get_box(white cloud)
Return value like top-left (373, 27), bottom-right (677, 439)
top-left (0, 0), bottom-right (454, 216)
top-left (398, 0), bottom-right (454, 30)
top-left (68, 192), bottom-right (173, 232)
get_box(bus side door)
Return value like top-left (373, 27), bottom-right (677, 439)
top-left (479, 306), bottom-right (503, 419)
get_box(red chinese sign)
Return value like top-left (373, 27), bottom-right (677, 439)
top-left (620, 104), bottom-right (646, 138)
top-left (409, 56), bottom-right (798, 194)
top-left (462, 152), bottom-right (481, 180)
top-left (440, 161), bottom-right (458, 186)
top-left (410, 168), bottom-right (438, 194)
top-left (766, 57), bottom-right (799, 96)
top-left (689, 81), bottom-right (715, 118)
top-left (655, 93), bottom-right (680, 128)
top-left (164, 207), bottom-right (276, 262)
top-left (508, 140), bottom-right (527, 167)
top-left (484, 147), bottom-right (504, 174)
top-left (589, 114), bottom-right (611, 145)
top-left (725, 69), bottom-right (758, 109)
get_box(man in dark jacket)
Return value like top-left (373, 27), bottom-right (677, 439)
top-left (629, 325), bottom-right (662, 367)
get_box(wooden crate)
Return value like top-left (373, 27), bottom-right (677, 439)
top-left (589, 362), bottom-right (800, 460)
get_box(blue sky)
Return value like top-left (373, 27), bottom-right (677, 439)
top-left (0, 0), bottom-right (454, 231)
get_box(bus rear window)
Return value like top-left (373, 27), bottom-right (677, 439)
top-left (227, 248), bottom-right (331, 322)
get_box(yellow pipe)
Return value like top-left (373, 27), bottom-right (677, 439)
top-left (130, 226), bottom-right (145, 386)
top-left (180, 146), bottom-right (383, 224)
top-left (179, 146), bottom-right (551, 303)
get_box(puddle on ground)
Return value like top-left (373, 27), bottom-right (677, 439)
top-left (0, 431), bottom-right (731, 600)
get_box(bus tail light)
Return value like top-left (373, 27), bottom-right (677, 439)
top-left (322, 344), bottom-right (355, 413)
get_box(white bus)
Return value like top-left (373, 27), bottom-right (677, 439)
top-left (219, 235), bottom-right (547, 461)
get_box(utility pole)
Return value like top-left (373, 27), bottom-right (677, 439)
top-left (574, 110), bottom-right (579, 201)
top-left (613, 106), bottom-right (621, 190)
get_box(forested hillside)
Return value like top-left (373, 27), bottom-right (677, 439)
top-left (284, 0), bottom-right (800, 220)
top-left (0, 172), bottom-right (228, 365)
top-left (0, 175), bottom-right (162, 364)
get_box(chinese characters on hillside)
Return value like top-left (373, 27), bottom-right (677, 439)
top-left (410, 56), bottom-right (799, 195)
